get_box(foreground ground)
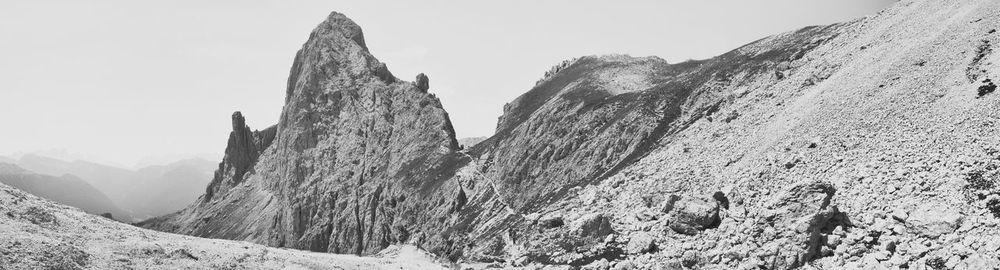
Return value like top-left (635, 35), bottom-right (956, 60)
top-left (0, 182), bottom-right (446, 270)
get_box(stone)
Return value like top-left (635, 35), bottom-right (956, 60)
top-left (659, 194), bottom-right (681, 213)
top-left (758, 179), bottom-right (842, 269)
top-left (955, 253), bottom-right (998, 270)
top-left (539, 213), bottom-right (565, 228)
top-left (625, 232), bottom-right (655, 254)
top-left (906, 202), bottom-right (963, 238)
top-left (681, 250), bottom-right (700, 268)
top-left (668, 196), bottom-right (720, 235)
top-left (583, 258), bottom-right (610, 270)
top-left (825, 234), bottom-right (842, 247)
top-left (611, 260), bottom-right (634, 270)
top-left (570, 213), bottom-right (614, 238)
top-left (891, 208), bottom-right (908, 222)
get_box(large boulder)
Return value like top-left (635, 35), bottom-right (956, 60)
top-left (570, 213), bottom-right (614, 238)
top-left (760, 179), bottom-right (842, 270)
top-left (625, 232), bottom-right (655, 254)
top-left (905, 202), bottom-right (963, 238)
top-left (667, 196), bottom-right (720, 235)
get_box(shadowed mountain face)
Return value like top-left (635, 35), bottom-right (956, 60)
top-left (0, 163), bottom-right (130, 221)
top-left (14, 155), bottom-right (215, 221)
top-left (144, 0), bottom-right (1000, 269)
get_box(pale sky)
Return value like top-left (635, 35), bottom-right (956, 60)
top-left (0, 0), bottom-right (894, 166)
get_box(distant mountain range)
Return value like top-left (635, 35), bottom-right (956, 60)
top-left (5, 154), bottom-right (216, 222)
top-left (0, 163), bottom-right (129, 221)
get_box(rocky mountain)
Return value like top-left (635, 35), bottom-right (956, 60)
top-left (0, 181), bottom-right (446, 269)
top-left (0, 163), bottom-right (131, 221)
top-left (15, 155), bottom-right (216, 221)
top-left (144, 0), bottom-right (1000, 269)
top-left (142, 12), bottom-right (465, 257)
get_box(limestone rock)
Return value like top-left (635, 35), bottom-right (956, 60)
top-left (906, 202), bottom-right (963, 238)
top-left (571, 213), bottom-right (614, 238)
top-left (625, 232), bottom-right (655, 254)
top-left (681, 250), bottom-right (700, 268)
top-left (668, 196), bottom-right (720, 235)
top-left (760, 180), bottom-right (843, 270)
top-left (539, 213), bottom-right (564, 228)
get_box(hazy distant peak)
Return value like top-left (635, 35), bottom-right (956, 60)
top-left (0, 162), bottom-right (27, 174)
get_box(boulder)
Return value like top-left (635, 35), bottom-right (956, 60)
top-left (625, 232), bottom-right (655, 254)
top-left (659, 194), bottom-right (681, 213)
top-left (668, 196), bottom-right (720, 235)
top-left (571, 213), bottom-right (614, 238)
top-left (906, 202), bottom-right (963, 238)
top-left (681, 250), bottom-right (700, 268)
top-left (539, 213), bottom-right (565, 228)
top-left (760, 179), bottom-right (842, 270)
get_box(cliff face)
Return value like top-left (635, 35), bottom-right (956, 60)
top-left (202, 112), bottom-right (275, 202)
top-left (146, 0), bottom-right (1000, 269)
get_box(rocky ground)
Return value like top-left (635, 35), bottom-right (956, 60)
top-left (485, 0), bottom-right (1000, 269)
top-left (0, 182), bottom-right (447, 269)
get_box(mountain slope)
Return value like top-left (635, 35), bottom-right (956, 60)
top-left (468, 0), bottom-right (1000, 268)
top-left (0, 182), bottom-right (446, 269)
top-left (144, 0), bottom-right (1000, 269)
top-left (0, 163), bottom-right (131, 221)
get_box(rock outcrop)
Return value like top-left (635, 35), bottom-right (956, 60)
top-left (142, 12), bottom-right (468, 256)
top-left (203, 112), bottom-right (276, 201)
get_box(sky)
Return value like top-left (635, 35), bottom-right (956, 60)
top-left (0, 0), bottom-right (895, 167)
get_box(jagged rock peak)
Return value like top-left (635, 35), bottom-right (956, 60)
top-left (203, 112), bottom-right (276, 202)
top-left (231, 111), bottom-right (247, 131)
top-left (416, 73), bottom-right (429, 92)
top-left (145, 10), bottom-right (463, 256)
top-left (315, 11), bottom-right (368, 51)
